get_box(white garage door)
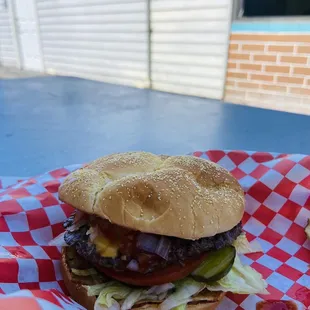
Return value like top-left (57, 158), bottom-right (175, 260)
top-left (36, 0), bottom-right (149, 88)
top-left (151, 0), bottom-right (232, 99)
top-left (14, 0), bottom-right (44, 71)
top-left (0, 1), bottom-right (19, 68)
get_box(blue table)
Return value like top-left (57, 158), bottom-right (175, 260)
top-left (1, 76), bottom-right (310, 177)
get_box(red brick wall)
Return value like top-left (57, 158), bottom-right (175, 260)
top-left (224, 33), bottom-right (310, 115)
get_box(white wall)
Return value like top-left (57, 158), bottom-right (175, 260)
top-left (37, 0), bottom-right (149, 88)
top-left (0, 2), bottom-right (19, 67)
top-left (151, 0), bottom-right (232, 99)
top-left (0, 0), bottom-right (232, 100)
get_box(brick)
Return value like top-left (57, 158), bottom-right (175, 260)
top-left (231, 33), bottom-right (310, 43)
top-left (226, 80), bottom-right (235, 87)
top-left (242, 44), bottom-right (265, 52)
top-left (290, 87), bottom-right (310, 96)
top-left (268, 45), bottom-right (294, 53)
top-left (297, 45), bottom-right (310, 53)
top-left (227, 71), bottom-right (247, 79)
top-left (229, 43), bottom-right (239, 51)
top-left (261, 84), bottom-right (287, 93)
top-left (250, 74), bottom-right (274, 82)
top-left (275, 34), bottom-right (310, 43)
top-left (281, 56), bottom-right (307, 64)
top-left (277, 76), bottom-right (304, 85)
top-left (293, 67), bottom-right (310, 75)
top-left (229, 53), bottom-right (250, 61)
top-left (253, 54), bottom-right (277, 62)
top-left (265, 65), bottom-right (290, 74)
top-left (301, 97), bottom-right (310, 106)
top-left (239, 63), bottom-right (262, 71)
top-left (224, 89), bottom-right (246, 99)
top-left (237, 82), bottom-right (259, 89)
top-left (227, 62), bottom-right (237, 70)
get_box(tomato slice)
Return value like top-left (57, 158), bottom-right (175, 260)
top-left (97, 253), bottom-right (208, 286)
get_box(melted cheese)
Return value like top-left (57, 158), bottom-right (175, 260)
top-left (94, 236), bottom-right (119, 258)
top-left (100, 246), bottom-right (118, 258)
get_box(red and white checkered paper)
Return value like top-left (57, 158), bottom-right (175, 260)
top-left (0, 151), bottom-right (309, 310)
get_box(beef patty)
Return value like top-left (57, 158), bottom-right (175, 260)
top-left (64, 213), bottom-right (242, 274)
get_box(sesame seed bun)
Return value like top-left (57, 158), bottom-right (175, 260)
top-left (59, 152), bottom-right (244, 240)
top-left (61, 248), bottom-right (225, 310)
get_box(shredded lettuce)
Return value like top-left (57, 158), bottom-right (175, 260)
top-left (172, 304), bottom-right (187, 310)
top-left (85, 251), bottom-right (268, 309)
top-left (137, 291), bottom-right (168, 304)
top-left (206, 255), bottom-right (268, 295)
top-left (146, 283), bottom-right (174, 295)
top-left (71, 268), bottom-right (97, 276)
top-left (85, 283), bottom-right (111, 296)
top-left (93, 282), bottom-right (131, 310)
top-left (88, 282), bottom-right (174, 310)
top-left (233, 233), bottom-right (263, 254)
top-left (159, 278), bottom-right (205, 310)
top-left (121, 284), bottom-right (174, 309)
top-left (121, 289), bottom-right (143, 310)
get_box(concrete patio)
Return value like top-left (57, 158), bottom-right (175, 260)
top-left (1, 75), bottom-right (310, 177)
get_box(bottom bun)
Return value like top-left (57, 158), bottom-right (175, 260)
top-left (61, 247), bottom-right (225, 310)
top-left (132, 302), bottom-right (223, 310)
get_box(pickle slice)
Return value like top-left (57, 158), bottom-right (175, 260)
top-left (191, 246), bottom-right (236, 283)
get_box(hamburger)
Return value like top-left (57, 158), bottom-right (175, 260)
top-left (51, 152), bottom-right (268, 310)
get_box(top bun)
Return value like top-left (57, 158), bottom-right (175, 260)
top-left (59, 152), bottom-right (244, 240)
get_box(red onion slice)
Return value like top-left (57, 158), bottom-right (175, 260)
top-left (155, 236), bottom-right (171, 260)
top-left (127, 259), bottom-right (139, 271)
top-left (136, 233), bottom-right (159, 253)
top-left (136, 233), bottom-right (171, 260)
